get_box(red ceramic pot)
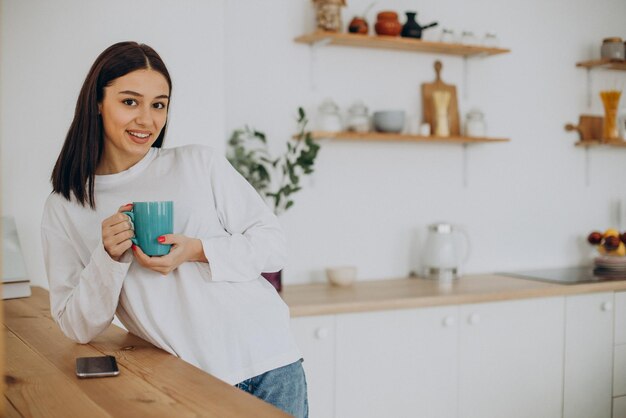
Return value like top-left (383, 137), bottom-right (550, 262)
top-left (348, 16), bottom-right (369, 34)
top-left (375, 11), bottom-right (401, 36)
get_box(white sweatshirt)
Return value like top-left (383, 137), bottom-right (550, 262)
top-left (41, 145), bottom-right (301, 385)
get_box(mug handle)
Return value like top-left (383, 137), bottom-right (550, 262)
top-left (122, 211), bottom-right (138, 246)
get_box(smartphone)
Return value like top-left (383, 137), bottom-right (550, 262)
top-left (75, 355), bottom-right (120, 378)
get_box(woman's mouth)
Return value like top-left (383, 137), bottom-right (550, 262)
top-left (126, 130), bottom-right (151, 144)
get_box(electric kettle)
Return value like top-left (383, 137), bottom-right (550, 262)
top-left (422, 222), bottom-right (471, 281)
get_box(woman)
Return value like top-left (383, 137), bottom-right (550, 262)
top-left (42, 41), bottom-right (307, 417)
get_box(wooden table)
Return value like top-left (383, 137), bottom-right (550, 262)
top-left (3, 287), bottom-right (289, 418)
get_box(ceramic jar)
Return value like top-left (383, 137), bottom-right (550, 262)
top-left (348, 16), bottom-right (368, 34)
top-left (346, 101), bottom-right (370, 132)
top-left (314, 0), bottom-right (345, 32)
top-left (375, 11), bottom-right (401, 36)
top-left (601, 37), bottom-right (625, 61)
top-left (439, 28), bottom-right (455, 43)
top-left (460, 30), bottom-right (478, 46)
top-left (482, 32), bottom-right (499, 48)
top-left (318, 99), bottom-right (343, 132)
top-left (465, 108), bottom-right (487, 137)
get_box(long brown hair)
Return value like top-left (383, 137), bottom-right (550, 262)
top-left (51, 41), bottom-right (172, 208)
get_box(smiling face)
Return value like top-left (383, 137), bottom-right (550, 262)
top-left (97, 69), bottom-right (170, 174)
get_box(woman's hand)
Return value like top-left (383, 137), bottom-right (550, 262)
top-left (132, 234), bottom-right (208, 275)
top-left (102, 203), bottom-right (134, 261)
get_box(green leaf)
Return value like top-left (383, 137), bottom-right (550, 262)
top-left (253, 130), bottom-right (266, 143)
top-left (225, 107), bottom-right (319, 214)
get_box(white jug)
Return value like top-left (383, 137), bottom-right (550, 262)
top-left (422, 223), bottom-right (471, 281)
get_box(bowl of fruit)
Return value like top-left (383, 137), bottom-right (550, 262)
top-left (587, 229), bottom-right (626, 256)
top-left (587, 229), bottom-right (626, 273)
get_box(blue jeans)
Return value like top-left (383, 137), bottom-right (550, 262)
top-left (235, 359), bottom-right (308, 418)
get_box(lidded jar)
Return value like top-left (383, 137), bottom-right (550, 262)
top-left (464, 108), bottom-right (487, 137)
top-left (601, 37), bottom-right (625, 61)
top-left (375, 11), bottom-right (402, 36)
top-left (318, 98), bottom-right (343, 132)
top-left (460, 30), bottom-right (478, 45)
top-left (346, 100), bottom-right (370, 132)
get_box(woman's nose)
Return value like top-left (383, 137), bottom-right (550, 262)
top-left (135, 105), bottom-right (152, 126)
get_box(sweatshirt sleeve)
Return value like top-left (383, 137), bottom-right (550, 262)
top-left (200, 153), bottom-right (287, 283)
top-left (41, 214), bottom-right (131, 344)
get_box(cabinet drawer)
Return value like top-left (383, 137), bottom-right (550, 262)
top-left (614, 396), bottom-right (626, 418)
top-left (616, 292), bottom-right (626, 345)
top-left (291, 315), bottom-right (335, 418)
top-left (615, 345), bottom-right (626, 397)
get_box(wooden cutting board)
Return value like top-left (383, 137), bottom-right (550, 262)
top-left (421, 60), bottom-right (460, 136)
top-left (564, 115), bottom-right (603, 141)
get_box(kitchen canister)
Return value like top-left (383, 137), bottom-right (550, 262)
top-left (318, 98), bottom-right (343, 132)
top-left (346, 100), bottom-right (370, 133)
top-left (374, 11), bottom-right (402, 36)
top-left (464, 108), bottom-right (487, 137)
top-left (601, 37), bottom-right (625, 61)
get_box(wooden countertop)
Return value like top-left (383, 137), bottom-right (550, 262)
top-left (282, 274), bottom-right (626, 317)
top-left (3, 287), bottom-right (289, 418)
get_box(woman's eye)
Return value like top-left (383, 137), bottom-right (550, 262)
top-left (153, 102), bottom-right (166, 110)
top-left (122, 99), bottom-right (137, 106)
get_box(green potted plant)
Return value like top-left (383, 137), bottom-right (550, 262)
top-left (227, 107), bottom-right (321, 291)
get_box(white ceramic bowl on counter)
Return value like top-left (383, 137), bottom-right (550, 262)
top-left (326, 266), bottom-right (357, 287)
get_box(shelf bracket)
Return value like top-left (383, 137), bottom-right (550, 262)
top-left (308, 38), bottom-right (332, 92)
top-left (462, 56), bottom-right (469, 101)
top-left (461, 53), bottom-right (488, 101)
top-left (584, 146), bottom-right (591, 187)
top-left (586, 68), bottom-right (592, 109)
top-left (462, 143), bottom-right (469, 188)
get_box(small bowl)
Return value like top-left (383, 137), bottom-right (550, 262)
top-left (372, 110), bottom-right (406, 133)
top-left (325, 266), bottom-right (357, 287)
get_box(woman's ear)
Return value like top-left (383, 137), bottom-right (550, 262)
top-left (97, 102), bottom-right (102, 115)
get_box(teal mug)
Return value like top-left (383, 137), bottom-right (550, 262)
top-left (123, 201), bottom-right (173, 256)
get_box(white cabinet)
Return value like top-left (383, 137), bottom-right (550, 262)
top-left (334, 306), bottom-right (459, 418)
top-left (615, 291), bottom-right (626, 418)
top-left (614, 396), bottom-right (626, 418)
top-left (291, 292), bottom-right (619, 418)
top-left (614, 345), bottom-right (626, 397)
top-left (291, 315), bottom-right (335, 418)
top-left (458, 297), bottom-right (565, 418)
top-left (563, 292), bottom-right (614, 418)
top-left (616, 292), bottom-right (626, 345)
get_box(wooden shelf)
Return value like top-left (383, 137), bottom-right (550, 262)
top-left (294, 31), bottom-right (510, 57)
top-left (575, 140), bottom-right (626, 148)
top-left (576, 59), bottom-right (626, 71)
top-left (308, 131), bottom-right (509, 144)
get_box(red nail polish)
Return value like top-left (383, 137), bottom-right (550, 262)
top-left (132, 244), bottom-right (137, 251)
top-left (157, 236), bottom-right (165, 243)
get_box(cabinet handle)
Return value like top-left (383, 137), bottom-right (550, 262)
top-left (443, 316), bottom-right (456, 327)
top-left (468, 313), bottom-right (481, 325)
top-left (601, 301), bottom-right (613, 312)
top-left (314, 327), bottom-right (329, 339)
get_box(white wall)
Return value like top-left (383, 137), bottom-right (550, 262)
top-left (2, 0), bottom-right (626, 288)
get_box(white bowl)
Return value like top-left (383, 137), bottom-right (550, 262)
top-left (326, 266), bottom-right (357, 287)
top-left (372, 110), bottom-right (406, 133)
